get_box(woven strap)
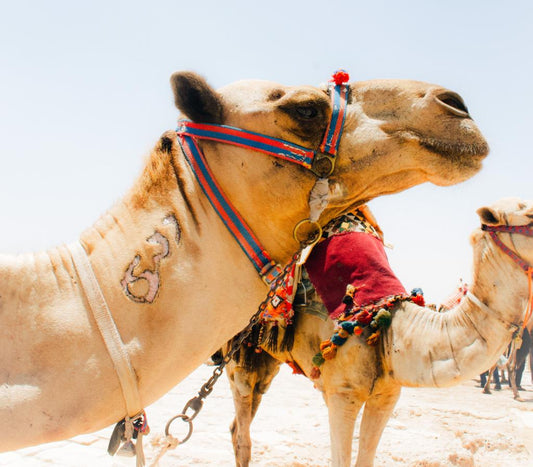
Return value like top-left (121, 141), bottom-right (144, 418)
top-left (177, 134), bottom-right (282, 283)
top-left (320, 79), bottom-right (350, 156)
top-left (68, 242), bottom-right (142, 418)
top-left (177, 120), bottom-right (315, 169)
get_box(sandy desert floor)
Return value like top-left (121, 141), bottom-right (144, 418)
top-left (1, 363), bottom-right (532, 467)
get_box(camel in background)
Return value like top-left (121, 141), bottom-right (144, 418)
top-left (0, 71), bottom-right (488, 452)
top-left (226, 198), bottom-right (533, 467)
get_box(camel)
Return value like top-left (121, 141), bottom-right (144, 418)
top-left (226, 198), bottom-right (533, 467)
top-left (0, 71), bottom-right (488, 455)
top-left (483, 324), bottom-right (532, 399)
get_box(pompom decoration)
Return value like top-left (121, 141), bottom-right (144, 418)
top-left (310, 367), bottom-right (321, 379)
top-left (331, 333), bottom-right (348, 346)
top-left (366, 330), bottom-right (381, 346)
top-left (331, 69), bottom-right (350, 85)
top-left (371, 309), bottom-right (392, 329)
top-left (412, 294), bottom-right (425, 306)
top-left (320, 341), bottom-right (337, 360)
top-left (355, 309), bottom-right (373, 325)
top-left (410, 287), bottom-right (425, 306)
top-left (308, 290), bottom-right (425, 369)
top-left (312, 353), bottom-right (325, 367)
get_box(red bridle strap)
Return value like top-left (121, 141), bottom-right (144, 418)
top-left (482, 223), bottom-right (533, 328)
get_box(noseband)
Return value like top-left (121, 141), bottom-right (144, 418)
top-left (176, 71), bottom-right (350, 284)
top-left (482, 223), bottom-right (533, 328)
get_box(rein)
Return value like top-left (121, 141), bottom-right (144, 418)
top-left (176, 70), bottom-right (350, 284)
top-left (482, 223), bottom-right (533, 328)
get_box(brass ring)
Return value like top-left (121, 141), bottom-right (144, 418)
top-left (293, 219), bottom-right (323, 246)
top-left (164, 414), bottom-right (194, 445)
top-left (311, 154), bottom-right (335, 177)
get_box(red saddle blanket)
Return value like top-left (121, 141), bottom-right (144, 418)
top-left (305, 219), bottom-right (406, 320)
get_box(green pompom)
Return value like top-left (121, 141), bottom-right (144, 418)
top-left (374, 309), bottom-right (392, 328)
top-left (312, 353), bottom-right (325, 367)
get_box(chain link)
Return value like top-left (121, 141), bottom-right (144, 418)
top-left (164, 250), bottom-right (302, 445)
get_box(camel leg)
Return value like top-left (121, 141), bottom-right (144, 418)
top-left (227, 351), bottom-right (281, 467)
top-left (355, 386), bottom-right (401, 467)
top-left (324, 390), bottom-right (365, 467)
top-left (530, 343), bottom-right (533, 384)
top-left (483, 366), bottom-right (495, 394)
top-left (507, 348), bottom-right (522, 400)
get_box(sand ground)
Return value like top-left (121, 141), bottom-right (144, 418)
top-left (1, 364), bottom-right (532, 466)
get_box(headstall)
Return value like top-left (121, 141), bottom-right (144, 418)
top-left (482, 223), bottom-right (533, 328)
top-left (176, 71), bottom-right (350, 284)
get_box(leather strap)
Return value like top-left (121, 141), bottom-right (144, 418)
top-left (68, 241), bottom-right (142, 418)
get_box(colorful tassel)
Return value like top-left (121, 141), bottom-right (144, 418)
top-left (280, 321), bottom-right (295, 352)
top-left (266, 323), bottom-right (279, 351)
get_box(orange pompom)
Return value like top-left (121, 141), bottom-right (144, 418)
top-left (366, 330), bottom-right (381, 346)
top-left (321, 343), bottom-right (337, 360)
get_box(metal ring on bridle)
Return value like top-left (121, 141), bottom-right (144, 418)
top-left (164, 414), bottom-right (194, 445)
top-left (311, 153), bottom-right (336, 177)
top-left (293, 219), bottom-right (323, 246)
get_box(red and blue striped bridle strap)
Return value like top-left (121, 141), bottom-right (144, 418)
top-left (177, 121), bottom-right (315, 170)
top-left (177, 133), bottom-right (283, 283)
top-left (320, 80), bottom-right (350, 156)
top-left (176, 72), bottom-right (350, 283)
top-left (482, 224), bottom-right (533, 272)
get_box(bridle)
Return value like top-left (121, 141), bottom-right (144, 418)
top-left (481, 223), bottom-right (533, 328)
top-left (175, 71), bottom-right (350, 284)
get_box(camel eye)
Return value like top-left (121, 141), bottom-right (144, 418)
top-left (296, 106), bottom-right (318, 119)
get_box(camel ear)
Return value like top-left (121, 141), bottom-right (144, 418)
top-left (170, 71), bottom-right (224, 124)
top-left (476, 206), bottom-right (501, 225)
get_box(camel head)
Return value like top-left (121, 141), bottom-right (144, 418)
top-left (472, 198), bottom-right (533, 317)
top-left (169, 72), bottom-right (488, 250)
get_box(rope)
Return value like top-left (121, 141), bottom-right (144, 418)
top-left (148, 434), bottom-right (180, 467)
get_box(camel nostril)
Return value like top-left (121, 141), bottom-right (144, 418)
top-left (435, 92), bottom-right (470, 117)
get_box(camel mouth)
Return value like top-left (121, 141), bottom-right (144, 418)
top-left (389, 129), bottom-right (489, 160)
top-left (434, 92), bottom-right (470, 118)
top-left (419, 136), bottom-right (489, 160)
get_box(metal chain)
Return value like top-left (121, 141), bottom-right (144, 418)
top-left (164, 250), bottom-right (302, 445)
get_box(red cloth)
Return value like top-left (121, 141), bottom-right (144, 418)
top-left (305, 231), bottom-right (406, 319)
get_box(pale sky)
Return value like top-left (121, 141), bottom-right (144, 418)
top-left (0, 0), bottom-right (532, 303)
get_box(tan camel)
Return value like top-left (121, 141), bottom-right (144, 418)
top-left (0, 71), bottom-right (488, 453)
top-left (227, 198), bottom-right (533, 467)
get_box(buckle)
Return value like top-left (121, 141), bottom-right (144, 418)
top-left (261, 262), bottom-right (283, 285)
